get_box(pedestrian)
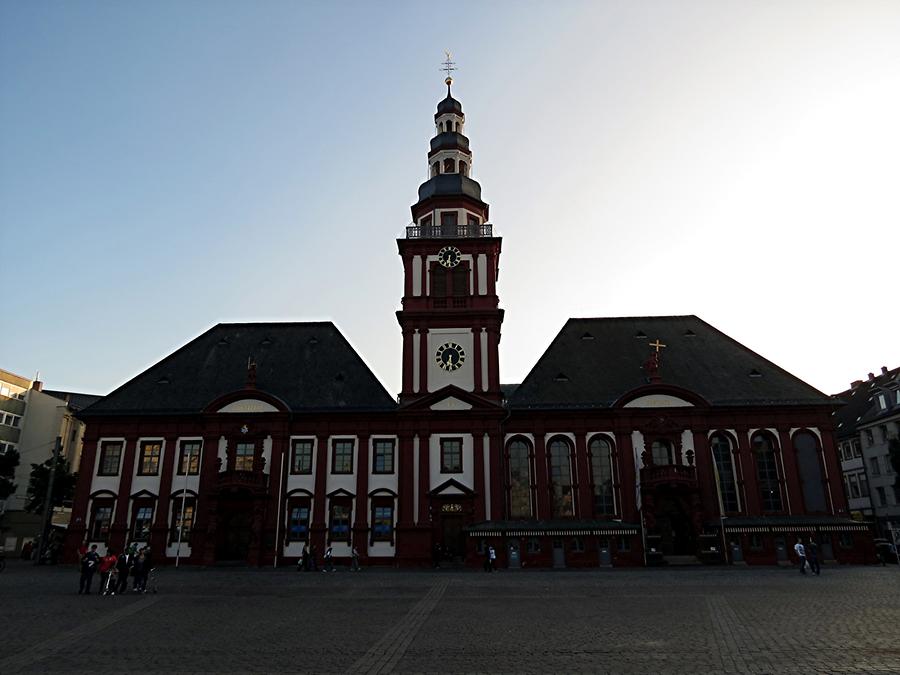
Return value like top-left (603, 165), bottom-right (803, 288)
top-left (488, 545), bottom-right (497, 572)
top-left (807, 539), bottom-right (820, 576)
top-left (132, 550), bottom-right (146, 591)
top-left (794, 538), bottom-right (807, 575)
top-left (323, 545), bottom-right (334, 572)
top-left (351, 546), bottom-right (360, 572)
top-left (78, 544), bottom-right (100, 594)
top-left (299, 544), bottom-right (309, 572)
top-left (140, 547), bottom-right (154, 592)
top-left (99, 549), bottom-right (117, 595)
top-left (116, 548), bottom-right (131, 594)
top-left (483, 546), bottom-right (491, 572)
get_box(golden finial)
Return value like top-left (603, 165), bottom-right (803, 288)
top-left (441, 51), bottom-right (457, 88)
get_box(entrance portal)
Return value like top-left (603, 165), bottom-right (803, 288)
top-left (441, 515), bottom-right (464, 560)
top-left (652, 493), bottom-right (695, 556)
top-left (215, 498), bottom-right (254, 562)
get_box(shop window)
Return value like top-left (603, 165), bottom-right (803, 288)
top-left (291, 439), bottom-right (314, 474)
top-left (373, 439), bottom-right (395, 474)
top-left (332, 440), bottom-right (354, 474)
top-left (98, 442), bottom-right (122, 476)
top-left (178, 440), bottom-right (201, 475)
top-left (138, 441), bottom-right (162, 476)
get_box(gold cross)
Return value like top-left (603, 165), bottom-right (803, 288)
top-left (441, 51), bottom-right (457, 81)
top-left (649, 339), bottom-right (667, 353)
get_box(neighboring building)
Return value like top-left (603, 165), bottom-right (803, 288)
top-left (0, 367), bottom-right (101, 554)
top-left (65, 81), bottom-right (870, 568)
top-left (857, 368), bottom-right (900, 539)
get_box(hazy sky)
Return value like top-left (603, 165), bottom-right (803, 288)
top-left (2, 1), bottom-right (898, 399)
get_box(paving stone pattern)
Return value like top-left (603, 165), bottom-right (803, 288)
top-left (1, 561), bottom-right (899, 674)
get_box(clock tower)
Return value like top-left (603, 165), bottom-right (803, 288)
top-left (397, 76), bottom-right (504, 405)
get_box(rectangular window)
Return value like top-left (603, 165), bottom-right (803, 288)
top-left (440, 438), bottom-right (463, 473)
top-left (234, 442), bottom-right (255, 471)
top-left (1, 412), bottom-right (21, 427)
top-left (291, 439), bottom-right (314, 474)
top-left (617, 536), bottom-right (631, 552)
top-left (839, 532), bottom-right (853, 549)
top-left (371, 502), bottom-right (394, 542)
top-left (440, 211), bottom-right (458, 236)
top-left (571, 537), bottom-right (585, 552)
top-left (178, 441), bottom-right (201, 475)
top-left (430, 263), bottom-right (447, 297)
top-left (886, 454), bottom-right (896, 475)
top-left (870, 457), bottom-right (881, 475)
top-left (131, 504), bottom-right (154, 542)
top-left (98, 442), bottom-right (122, 476)
top-left (858, 473), bottom-right (870, 497)
top-left (372, 439), bottom-right (395, 474)
top-left (138, 441), bottom-right (162, 476)
top-left (848, 474), bottom-right (860, 498)
top-left (332, 440), bottom-right (354, 474)
top-left (286, 498), bottom-right (311, 542)
top-left (852, 440), bottom-right (862, 458)
top-left (329, 501), bottom-right (352, 543)
top-left (865, 430), bottom-right (874, 446)
top-left (170, 499), bottom-right (195, 544)
top-left (451, 263), bottom-right (469, 296)
top-left (90, 501), bottom-right (114, 541)
top-left (876, 486), bottom-right (887, 506)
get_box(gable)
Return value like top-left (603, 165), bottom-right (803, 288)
top-left (430, 396), bottom-right (473, 411)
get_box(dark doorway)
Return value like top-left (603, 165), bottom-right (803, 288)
top-left (216, 498), bottom-right (254, 562)
top-left (653, 493), bottom-right (695, 556)
top-left (441, 515), bottom-right (464, 560)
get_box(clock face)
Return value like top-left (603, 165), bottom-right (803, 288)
top-left (437, 246), bottom-right (461, 268)
top-left (435, 342), bottom-right (466, 371)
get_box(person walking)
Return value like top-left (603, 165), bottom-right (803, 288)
top-left (78, 544), bottom-right (100, 594)
top-left (807, 539), bottom-right (821, 576)
top-left (488, 545), bottom-right (497, 572)
top-left (116, 548), bottom-right (131, 594)
top-left (99, 549), bottom-right (117, 595)
top-left (299, 544), bottom-right (309, 572)
top-left (794, 538), bottom-right (807, 575)
top-left (140, 547), bottom-right (154, 592)
top-left (351, 546), bottom-right (360, 572)
top-left (132, 550), bottom-right (146, 591)
top-left (323, 545), bottom-right (334, 572)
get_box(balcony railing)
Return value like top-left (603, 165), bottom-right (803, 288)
top-left (640, 464), bottom-right (698, 489)
top-left (406, 223), bottom-right (493, 239)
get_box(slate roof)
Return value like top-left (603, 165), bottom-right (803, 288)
top-left (831, 366), bottom-right (900, 439)
top-left (79, 322), bottom-right (396, 416)
top-left (508, 316), bottom-right (834, 409)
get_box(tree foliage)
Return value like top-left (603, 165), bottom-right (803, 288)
top-left (25, 456), bottom-right (76, 514)
top-left (0, 448), bottom-right (20, 501)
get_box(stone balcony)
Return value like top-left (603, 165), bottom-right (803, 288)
top-left (640, 464), bottom-right (698, 490)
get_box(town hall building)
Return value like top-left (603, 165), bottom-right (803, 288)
top-left (65, 78), bottom-right (872, 568)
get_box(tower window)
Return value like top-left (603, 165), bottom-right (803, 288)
top-left (443, 158), bottom-right (455, 174)
top-left (441, 211), bottom-right (458, 237)
top-left (431, 162), bottom-right (439, 177)
top-left (459, 161), bottom-right (468, 176)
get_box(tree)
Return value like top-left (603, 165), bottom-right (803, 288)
top-left (0, 448), bottom-right (20, 501)
top-left (24, 456), bottom-right (76, 514)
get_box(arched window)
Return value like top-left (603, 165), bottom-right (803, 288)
top-left (710, 434), bottom-right (740, 512)
top-left (753, 432), bottom-right (783, 511)
top-left (443, 157), bottom-right (455, 173)
top-left (548, 437), bottom-right (574, 517)
top-left (506, 439), bottom-right (532, 519)
top-left (431, 162), bottom-right (439, 177)
top-left (651, 440), bottom-right (673, 465)
top-left (589, 436), bottom-right (615, 516)
top-left (794, 431), bottom-right (827, 512)
top-left (459, 161), bottom-right (468, 176)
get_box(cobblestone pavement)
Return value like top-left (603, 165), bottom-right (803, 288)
top-left (2, 560), bottom-right (899, 674)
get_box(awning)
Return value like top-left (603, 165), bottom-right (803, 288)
top-left (466, 519), bottom-right (641, 537)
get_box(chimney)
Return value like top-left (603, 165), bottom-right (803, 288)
top-left (882, 366), bottom-right (889, 375)
top-left (868, 372), bottom-right (875, 381)
top-left (32, 380), bottom-right (43, 392)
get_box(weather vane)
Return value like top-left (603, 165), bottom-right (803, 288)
top-left (441, 50), bottom-right (457, 86)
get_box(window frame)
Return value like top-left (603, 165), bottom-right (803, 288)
top-left (177, 440), bottom-right (202, 476)
top-left (328, 498), bottom-right (353, 544)
top-left (372, 439), bottom-right (395, 474)
top-left (370, 496), bottom-right (395, 544)
top-left (548, 436), bottom-right (575, 517)
top-left (440, 437), bottom-right (463, 474)
top-left (97, 441), bottom-right (123, 476)
top-left (169, 496), bottom-right (196, 544)
top-left (291, 438), bottom-right (314, 475)
top-left (752, 432), bottom-right (784, 512)
top-left (137, 440), bottom-right (162, 476)
top-left (331, 439), bottom-right (355, 475)
top-left (588, 435), bottom-right (616, 517)
top-left (130, 498), bottom-right (155, 543)
top-left (89, 498), bottom-right (115, 542)
top-left (506, 437), bottom-right (534, 519)
top-left (710, 433), bottom-right (741, 513)
top-left (234, 441), bottom-right (256, 472)
top-left (286, 496), bottom-right (311, 543)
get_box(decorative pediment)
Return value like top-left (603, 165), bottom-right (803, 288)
top-left (624, 394), bottom-right (694, 409)
top-left (217, 398), bottom-right (279, 413)
top-left (130, 489), bottom-right (158, 500)
top-left (614, 384), bottom-right (708, 409)
top-left (429, 478), bottom-right (475, 497)
top-left (326, 488), bottom-right (355, 499)
top-left (204, 389), bottom-right (289, 414)
top-left (402, 385), bottom-right (501, 412)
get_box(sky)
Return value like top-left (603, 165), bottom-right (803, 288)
top-left (2, 0), bottom-right (898, 399)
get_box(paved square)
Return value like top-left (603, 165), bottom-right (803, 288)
top-left (1, 562), bottom-right (899, 674)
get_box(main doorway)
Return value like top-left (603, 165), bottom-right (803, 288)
top-left (215, 496), bottom-right (255, 563)
top-left (652, 493), bottom-right (696, 556)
